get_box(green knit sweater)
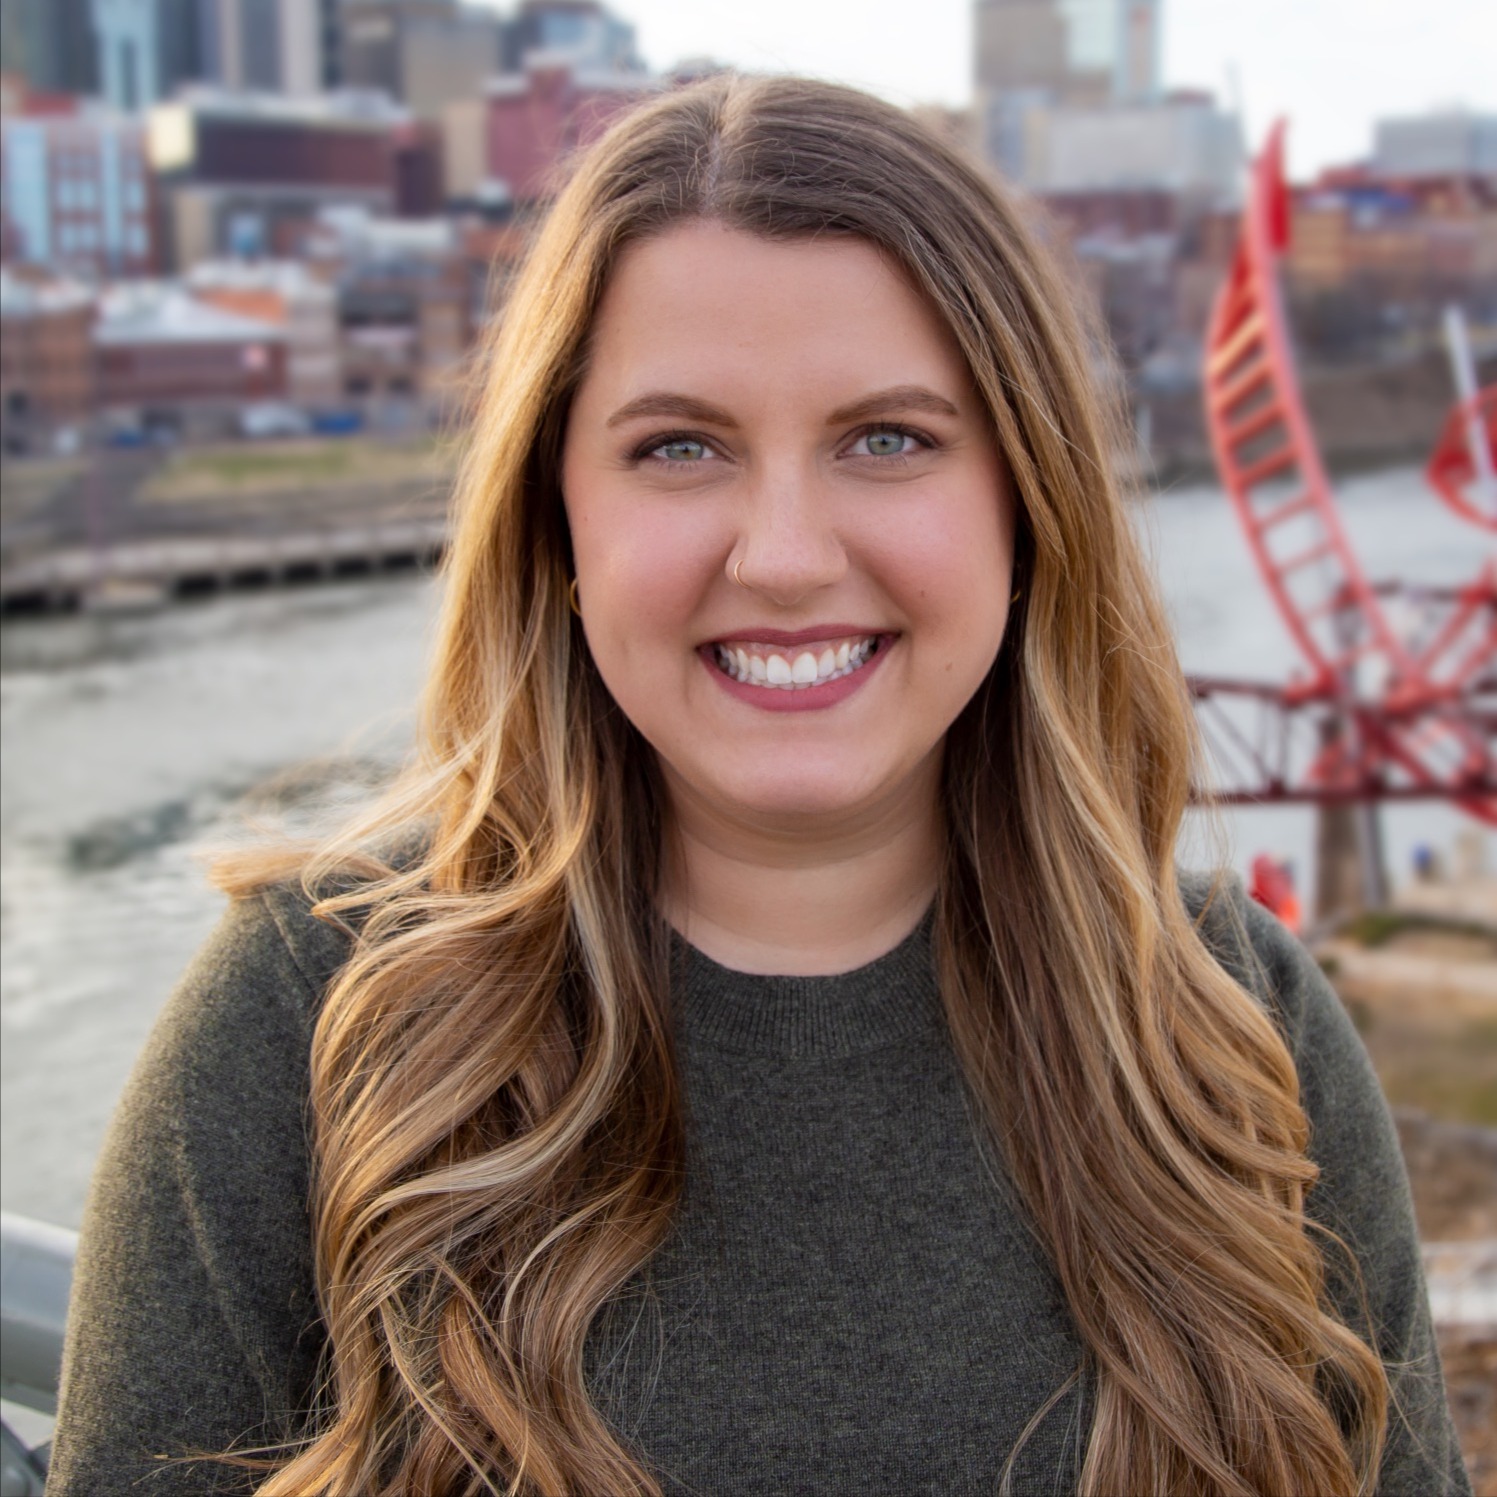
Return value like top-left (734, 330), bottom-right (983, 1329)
top-left (48, 878), bottom-right (1469, 1495)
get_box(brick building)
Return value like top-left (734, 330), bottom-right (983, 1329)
top-left (486, 57), bottom-right (657, 205)
top-left (0, 269), bottom-right (96, 454)
top-left (302, 209), bottom-right (475, 406)
top-left (1, 106), bottom-right (158, 279)
top-left (187, 257), bottom-right (341, 404)
top-left (147, 90), bottom-right (406, 268)
top-left (94, 282), bottom-right (287, 424)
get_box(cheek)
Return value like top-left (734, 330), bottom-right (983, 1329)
top-left (569, 494), bottom-right (723, 662)
top-left (868, 484), bottom-right (1015, 645)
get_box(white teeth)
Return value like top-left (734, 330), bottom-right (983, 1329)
top-left (714, 634), bottom-right (884, 690)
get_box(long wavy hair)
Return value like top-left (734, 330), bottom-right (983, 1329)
top-left (220, 74), bottom-right (1389, 1496)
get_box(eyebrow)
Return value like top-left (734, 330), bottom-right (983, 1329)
top-left (603, 384), bottom-right (962, 430)
top-left (826, 385), bottom-right (962, 425)
top-left (606, 393), bottom-right (737, 429)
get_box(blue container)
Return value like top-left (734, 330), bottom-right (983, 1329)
top-left (310, 410), bottom-right (364, 436)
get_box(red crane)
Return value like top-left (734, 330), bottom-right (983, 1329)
top-left (1189, 123), bottom-right (1495, 827)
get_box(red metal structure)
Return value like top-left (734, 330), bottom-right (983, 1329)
top-left (1427, 386), bottom-right (1497, 533)
top-left (1192, 123), bottom-right (1495, 825)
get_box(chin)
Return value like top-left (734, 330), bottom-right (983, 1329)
top-left (723, 762), bottom-right (895, 822)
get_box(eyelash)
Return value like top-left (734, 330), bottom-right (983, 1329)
top-left (629, 423), bottom-right (935, 465)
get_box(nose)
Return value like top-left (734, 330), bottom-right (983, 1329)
top-left (729, 463), bottom-right (848, 606)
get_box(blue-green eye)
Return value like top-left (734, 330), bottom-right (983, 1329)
top-left (858, 429), bottom-right (915, 457)
top-left (653, 437), bottom-right (708, 462)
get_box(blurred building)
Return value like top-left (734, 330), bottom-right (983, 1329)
top-left (187, 256), bottom-right (341, 402)
top-left (3, 0), bottom-right (100, 98)
top-left (0, 269), bottom-right (97, 454)
top-left (305, 207), bottom-right (473, 403)
top-left (90, 0), bottom-right (204, 111)
top-left (975, 0), bottom-right (1159, 109)
top-left (1029, 94), bottom-right (1242, 199)
top-left (93, 280), bottom-right (288, 424)
top-left (1373, 110), bottom-right (1497, 181)
top-left (486, 55), bottom-right (657, 205)
top-left (316, 0), bottom-right (341, 88)
top-left (147, 89), bottom-right (405, 267)
top-left (975, 0), bottom-right (1210, 201)
top-left (194, 0), bottom-right (325, 96)
top-left (439, 98), bottom-right (490, 205)
top-left (1284, 172), bottom-right (1497, 357)
top-left (339, 1), bottom-right (500, 117)
top-left (498, 0), bottom-right (644, 75)
top-left (1, 107), bottom-right (158, 276)
top-left (390, 120), bottom-right (446, 216)
top-left (974, 0), bottom-right (1068, 101)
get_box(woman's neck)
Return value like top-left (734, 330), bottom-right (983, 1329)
top-left (657, 755), bottom-right (943, 977)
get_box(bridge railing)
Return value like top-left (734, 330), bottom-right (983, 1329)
top-left (1, 1211), bottom-right (77, 1495)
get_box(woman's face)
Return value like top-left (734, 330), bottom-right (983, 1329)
top-left (561, 223), bottom-right (1016, 830)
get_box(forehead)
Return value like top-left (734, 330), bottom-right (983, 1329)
top-left (577, 222), bottom-right (973, 407)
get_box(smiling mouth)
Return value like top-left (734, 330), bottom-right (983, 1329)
top-left (710, 633), bottom-right (887, 689)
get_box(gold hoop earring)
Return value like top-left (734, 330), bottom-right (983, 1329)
top-left (568, 578), bottom-right (581, 615)
top-left (1010, 588), bottom-right (1022, 604)
top-left (732, 559), bottom-right (746, 587)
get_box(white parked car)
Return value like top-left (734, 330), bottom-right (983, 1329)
top-left (238, 402), bottom-right (312, 439)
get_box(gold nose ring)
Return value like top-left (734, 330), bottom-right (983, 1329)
top-left (732, 559), bottom-right (747, 587)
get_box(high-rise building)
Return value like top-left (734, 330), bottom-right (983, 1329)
top-left (340, 1), bottom-right (500, 115)
top-left (1057, 0), bottom-right (1159, 104)
top-left (90, 0), bottom-right (203, 110)
top-left (974, 0), bottom-right (1070, 100)
top-left (317, 0), bottom-right (340, 87)
top-left (195, 0), bottom-right (324, 96)
top-left (498, 0), bottom-right (644, 75)
top-left (975, 0), bottom-right (1158, 107)
top-left (6, 0), bottom-right (100, 98)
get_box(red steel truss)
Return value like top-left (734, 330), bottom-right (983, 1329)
top-left (1427, 386), bottom-right (1497, 533)
top-left (1191, 122), bottom-right (1496, 825)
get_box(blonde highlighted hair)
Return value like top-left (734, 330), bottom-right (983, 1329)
top-left (222, 73), bottom-right (1388, 1496)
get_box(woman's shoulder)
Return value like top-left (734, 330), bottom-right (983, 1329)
top-left (161, 880), bottom-right (354, 1052)
top-left (1178, 867), bottom-right (1340, 1056)
top-left (187, 836), bottom-right (424, 1031)
top-left (1178, 867), bottom-right (1415, 1236)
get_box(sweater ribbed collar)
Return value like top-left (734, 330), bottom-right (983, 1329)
top-left (667, 910), bottom-right (943, 1061)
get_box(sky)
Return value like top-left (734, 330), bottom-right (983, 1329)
top-left (483, 0), bottom-right (1494, 180)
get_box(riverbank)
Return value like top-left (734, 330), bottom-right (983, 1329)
top-left (0, 435), bottom-right (456, 615)
top-left (1312, 889), bottom-right (1497, 1494)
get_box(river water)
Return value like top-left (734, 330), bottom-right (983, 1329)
top-left (2, 464), bottom-right (1491, 1228)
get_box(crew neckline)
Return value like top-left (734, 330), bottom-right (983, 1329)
top-left (667, 910), bottom-right (944, 1061)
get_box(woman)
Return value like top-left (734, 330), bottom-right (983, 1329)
top-left (50, 75), bottom-right (1467, 1496)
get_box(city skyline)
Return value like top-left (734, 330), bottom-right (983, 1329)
top-left (472, 0), bottom-right (1495, 179)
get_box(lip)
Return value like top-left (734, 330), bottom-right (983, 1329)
top-left (699, 632), bottom-right (897, 713)
top-left (703, 623), bottom-right (886, 648)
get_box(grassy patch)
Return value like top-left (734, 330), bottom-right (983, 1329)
top-left (0, 456), bottom-right (86, 521)
top-left (141, 437), bottom-right (454, 503)
top-left (1343, 908), bottom-right (1496, 950)
top-left (1354, 1010), bottom-right (1497, 1128)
